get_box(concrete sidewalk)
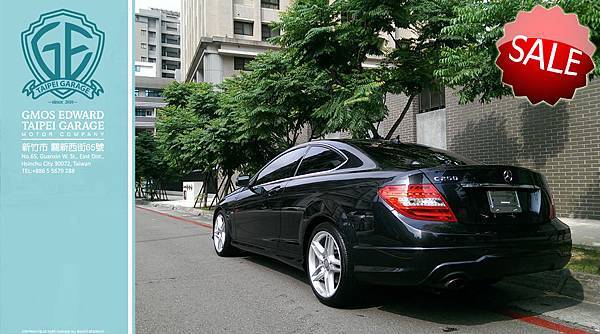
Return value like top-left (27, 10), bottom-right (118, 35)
top-left (561, 218), bottom-right (600, 248)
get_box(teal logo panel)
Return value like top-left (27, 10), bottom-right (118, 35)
top-left (1, 1), bottom-right (130, 333)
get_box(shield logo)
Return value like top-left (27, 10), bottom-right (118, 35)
top-left (21, 9), bottom-right (104, 100)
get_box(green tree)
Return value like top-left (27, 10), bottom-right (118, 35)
top-left (135, 131), bottom-right (174, 200)
top-left (435, 0), bottom-right (600, 104)
top-left (276, 0), bottom-right (464, 139)
top-left (156, 81), bottom-right (220, 174)
top-left (219, 51), bottom-right (330, 146)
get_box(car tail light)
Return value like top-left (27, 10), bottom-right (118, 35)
top-left (541, 176), bottom-right (557, 219)
top-left (378, 184), bottom-right (457, 222)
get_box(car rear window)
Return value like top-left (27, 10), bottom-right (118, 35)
top-left (296, 146), bottom-right (345, 176)
top-left (351, 141), bottom-right (478, 170)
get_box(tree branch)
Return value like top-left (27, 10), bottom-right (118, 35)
top-left (384, 94), bottom-right (416, 140)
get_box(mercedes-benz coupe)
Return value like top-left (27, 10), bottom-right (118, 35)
top-left (212, 140), bottom-right (572, 307)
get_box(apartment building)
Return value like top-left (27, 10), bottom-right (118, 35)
top-left (135, 62), bottom-right (172, 135)
top-left (181, 0), bottom-right (289, 83)
top-left (135, 8), bottom-right (182, 79)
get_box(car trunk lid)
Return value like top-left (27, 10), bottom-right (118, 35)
top-left (419, 165), bottom-right (553, 225)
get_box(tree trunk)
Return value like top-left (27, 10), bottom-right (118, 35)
top-left (384, 94), bottom-right (416, 140)
top-left (369, 124), bottom-right (381, 139)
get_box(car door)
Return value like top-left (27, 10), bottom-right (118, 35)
top-left (278, 145), bottom-right (347, 256)
top-left (233, 147), bottom-right (308, 250)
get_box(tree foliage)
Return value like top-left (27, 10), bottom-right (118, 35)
top-left (435, 0), bottom-right (600, 104)
top-left (135, 130), bottom-right (175, 199)
top-left (156, 82), bottom-right (220, 174)
top-left (276, 0), bottom-right (467, 139)
top-left (219, 51), bottom-right (330, 147)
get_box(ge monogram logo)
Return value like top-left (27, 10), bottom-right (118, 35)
top-left (21, 9), bottom-right (105, 100)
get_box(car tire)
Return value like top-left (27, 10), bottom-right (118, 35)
top-left (306, 222), bottom-right (357, 307)
top-left (213, 212), bottom-right (238, 257)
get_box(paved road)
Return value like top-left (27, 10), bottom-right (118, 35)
top-left (136, 207), bottom-right (597, 334)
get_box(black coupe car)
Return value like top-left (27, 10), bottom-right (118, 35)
top-left (212, 140), bottom-right (572, 307)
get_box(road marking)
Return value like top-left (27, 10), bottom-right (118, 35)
top-left (137, 233), bottom-right (210, 243)
top-left (498, 309), bottom-right (591, 334)
top-left (136, 206), bottom-right (212, 230)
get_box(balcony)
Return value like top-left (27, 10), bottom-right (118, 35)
top-left (161, 46), bottom-right (180, 60)
top-left (161, 40), bottom-right (180, 48)
top-left (161, 23), bottom-right (179, 34)
top-left (162, 63), bottom-right (180, 71)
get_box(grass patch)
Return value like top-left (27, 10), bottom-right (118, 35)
top-left (567, 247), bottom-right (600, 275)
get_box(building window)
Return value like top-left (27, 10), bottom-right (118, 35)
top-left (234, 21), bottom-right (254, 36)
top-left (149, 58), bottom-right (156, 63)
top-left (146, 89), bottom-right (162, 97)
top-left (140, 43), bottom-right (147, 49)
top-left (419, 86), bottom-right (446, 113)
top-left (261, 0), bottom-right (280, 10)
top-left (162, 62), bottom-right (180, 71)
top-left (261, 24), bottom-right (280, 41)
top-left (234, 57), bottom-right (253, 71)
top-left (162, 73), bottom-right (175, 79)
top-left (162, 49), bottom-right (180, 58)
top-left (140, 56), bottom-right (147, 62)
top-left (141, 29), bottom-right (147, 36)
top-left (135, 108), bottom-right (154, 117)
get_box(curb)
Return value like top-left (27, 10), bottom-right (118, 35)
top-left (135, 199), bottom-right (600, 305)
top-left (136, 199), bottom-right (214, 219)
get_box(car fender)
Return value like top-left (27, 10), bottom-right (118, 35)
top-left (298, 198), bottom-right (359, 259)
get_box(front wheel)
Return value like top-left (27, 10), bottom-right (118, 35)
top-left (213, 212), bottom-right (238, 256)
top-left (306, 222), bottom-right (357, 307)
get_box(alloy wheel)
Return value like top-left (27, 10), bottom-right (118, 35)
top-left (213, 215), bottom-right (226, 252)
top-left (308, 231), bottom-right (342, 298)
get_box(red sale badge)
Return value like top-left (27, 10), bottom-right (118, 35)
top-left (496, 5), bottom-right (596, 105)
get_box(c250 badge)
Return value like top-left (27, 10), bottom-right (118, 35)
top-left (21, 9), bottom-right (105, 100)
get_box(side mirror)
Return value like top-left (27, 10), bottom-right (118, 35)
top-left (236, 175), bottom-right (250, 188)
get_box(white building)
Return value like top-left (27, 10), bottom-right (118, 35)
top-left (181, 0), bottom-right (289, 83)
top-left (136, 8), bottom-right (182, 79)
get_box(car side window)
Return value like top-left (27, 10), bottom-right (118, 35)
top-left (255, 148), bottom-right (307, 185)
top-left (296, 146), bottom-right (345, 176)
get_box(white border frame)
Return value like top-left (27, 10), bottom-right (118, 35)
top-left (128, 0), bottom-right (134, 332)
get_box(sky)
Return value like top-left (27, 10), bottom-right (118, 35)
top-left (135, 0), bottom-right (180, 13)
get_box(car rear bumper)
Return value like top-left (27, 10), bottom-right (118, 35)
top-left (352, 239), bottom-right (572, 286)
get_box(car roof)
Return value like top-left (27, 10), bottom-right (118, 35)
top-left (307, 138), bottom-right (434, 151)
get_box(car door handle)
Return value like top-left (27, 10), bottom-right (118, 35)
top-left (267, 186), bottom-right (283, 196)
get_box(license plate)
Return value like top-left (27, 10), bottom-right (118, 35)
top-left (487, 190), bottom-right (522, 213)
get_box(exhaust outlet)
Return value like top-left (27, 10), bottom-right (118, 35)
top-left (444, 277), bottom-right (466, 290)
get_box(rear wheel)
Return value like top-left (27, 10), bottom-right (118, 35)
top-left (307, 222), bottom-right (356, 307)
top-left (213, 212), bottom-right (237, 256)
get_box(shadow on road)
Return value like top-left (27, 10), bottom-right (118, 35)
top-left (243, 253), bottom-right (585, 327)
